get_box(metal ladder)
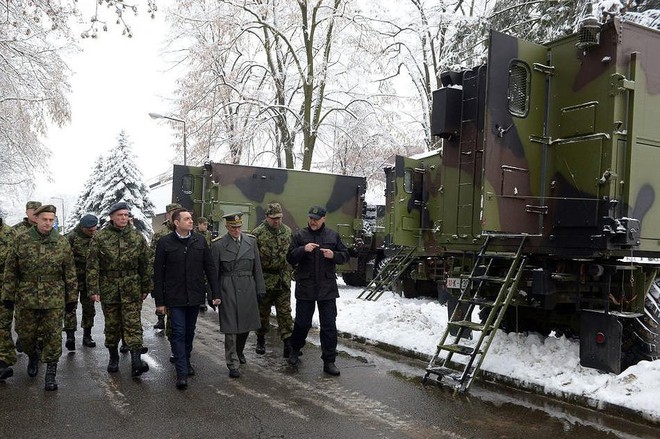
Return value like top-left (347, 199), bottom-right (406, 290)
top-left (358, 247), bottom-right (416, 301)
top-left (423, 234), bottom-right (528, 392)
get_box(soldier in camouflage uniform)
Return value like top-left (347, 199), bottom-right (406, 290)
top-left (87, 202), bottom-right (152, 377)
top-left (63, 214), bottom-right (99, 350)
top-left (0, 213), bottom-right (16, 380)
top-left (196, 217), bottom-right (212, 246)
top-left (251, 202), bottom-right (294, 357)
top-left (11, 201), bottom-right (41, 235)
top-left (2, 205), bottom-right (78, 391)
top-left (150, 202), bottom-right (182, 331)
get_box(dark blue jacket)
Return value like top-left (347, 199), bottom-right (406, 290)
top-left (287, 224), bottom-right (349, 301)
top-left (153, 231), bottom-right (219, 307)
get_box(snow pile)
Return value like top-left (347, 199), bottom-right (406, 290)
top-left (294, 281), bottom-right (660, 422)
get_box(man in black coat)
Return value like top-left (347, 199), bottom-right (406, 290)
top-left (153, 209), bottom-right (220, 389)
top-left (286, 206), bottom-right (349, 376)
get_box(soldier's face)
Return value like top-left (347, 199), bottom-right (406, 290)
top-left (265, 216), bottom-right (282, 229)
top-left (197, 222), bottom-right (208, 232)
top-left (175, 212), bottom-right (194, 234)
top-left (110, 209), bottom-right (130, 228)
top-left (36, 212), bottom-right (55, 234)
top-left (82, 226), bottom-right (98, 237)
top-left (26, 208), bottom-right (39, 224)
top-left (308, 216), bottom-right (325, 231)
top-left (227, 224), bottom-right (242, 239)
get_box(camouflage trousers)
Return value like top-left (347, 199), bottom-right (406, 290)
top-left (256, 286), bottom-right (293, 340)
top-left (0, 305), bottom-right (16, 365)
top-left (63, 291), bottom-right (97, 331)
top-left (15, 307), bottom-right (64, 363)
top-left (101, 301), bottom-right (144, 351)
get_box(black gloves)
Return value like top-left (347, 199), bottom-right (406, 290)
top-left (2, 300), bottom-right (14, 311)
top-left (257, 293), bottom-right (265, 304)
top-left (65, 302), bottom-right (77, 313)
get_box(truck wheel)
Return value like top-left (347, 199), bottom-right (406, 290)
top-left (621, 280), bottom-right (660, 369)
top-left (342, 271), bottom-right (367, 287)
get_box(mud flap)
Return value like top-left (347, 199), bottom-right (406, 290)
top-left (579, 310), bottom-right (622, 374)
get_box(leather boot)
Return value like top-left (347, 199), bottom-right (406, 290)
top-left (0, 360), bottom-right (13, 380)
top-left (15, 337), bottom-right (23, 353)
top-left (323, 362), bottom-right (340, 376)
top-left (119, 340), bottom-right (129, 353)
top-left (27, 353), bottom-right (40, 377)
top-left (287, 349), bottom-right (300, 367)
top-left (282, 337), bottom-right (292, 358)
top-left (153, 315), bottom-right (165, 330)
top-left (107, 347), bottom-right (120, 373)
top-left (130, 350), bottom-right (149, 377)
top-left (82, 328), bottom-right (96, 348)
top-left (65, 330), bottom-right (76, 351)
top-left (44, 362), bottom-right (58, 391)
top-left (255, 335), bottom-right (266, 355)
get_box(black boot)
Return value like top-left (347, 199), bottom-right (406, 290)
top-left (282, 337), bottom-right (292, 358)
top-left (44, 363), bottom-right (58, 391)
top-left (65, 330), bottom-right (76, 351)
top-left (15, 338), bottom-right (23, 353)
top-left (82, 328), bottom-right (96, 348)
top-left (27, 353), bottom-right (40, 377)
top-left (287, 349), bottom-right (300, 367)
top-left (255, 334), bottom-right (266, 355)
top-left (107, 347), bottom-right (119, 373)
top-left (130, 350), bottom-right (149, 377)
top-left (153, 315), bottom-right (165, 330)
top-left (323, 362), bottom-right (340, 376)
top-left (119, 340), bottom-right (129, 353)
top-left (0, 360), bottom-right (13, 380)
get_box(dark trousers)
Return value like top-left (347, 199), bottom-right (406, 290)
top-left (169, 306), bottom-right (200, 378)
top-left (290, 299), bottom-right (337, 363)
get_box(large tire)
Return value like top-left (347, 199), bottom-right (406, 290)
top-left (621, 280), bottom-right (660, 369)
top-left (342, 271), bottom-right (367, 287)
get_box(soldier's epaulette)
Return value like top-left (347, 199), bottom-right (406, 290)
top-left (243, 233), bottom-right (256, 239)
top-left (211, 236), bottom-right (223, 243)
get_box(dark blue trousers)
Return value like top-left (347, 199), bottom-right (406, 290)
top-left (169, 306), bottom-right (200, 377)
top-left (290, 299), bottom-right (337, 363)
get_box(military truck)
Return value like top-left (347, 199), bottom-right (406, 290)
top-left (366, 14), bottom-right (660, 382)
top-left (171, 162), bottom-right (381, 282)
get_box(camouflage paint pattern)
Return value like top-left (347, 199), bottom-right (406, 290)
top-left (16, 308), bottom-right (64, 363)
top-left (101, 302), bottom-right (144, 349)
top-left (11, 218), bottom-right (33, 235)
top-left (0, 220), bottom-right (16, 364)
top-left (251, 220), bottom-right (293, 339)
top-left (64, 225), bottom-right (97, 330)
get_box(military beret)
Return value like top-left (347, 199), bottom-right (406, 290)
top-left (108, 202), bottom-right (130, 216)
top-left (265, 202), bottom-right (283, 218)
top-left (197, 216), bottom-right (208, 224)
top-left (223, 212), bottom-right (243, 227)
top-left (80, 214), bottom-right (98, 228)
top-left (34, 204), bottom-right (56, 216)
top-left (26, 201), bottom-right (42, 210)
top-left (308, 205), bottom-right (326, 220)
top-left (166, 203), bottom-right (183, 213)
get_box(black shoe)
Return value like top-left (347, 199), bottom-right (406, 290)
top-left (176, 376), bottom-right (188, 389)
top-left (169, 355), bottom-right (176, 363)
top-left (0, 361), bottom-right (13, 380)
top-left (107, 347), bottom-right (119, 373)
top-left (153, 316), bottom-right (165, 330)
top-left (228, 368), bottom-right (240, 378)
top-left (119, 342), bottom-right (129, 353)
top-left (44, 363), bottom-right (58, 391)
top-left (65, 330), bottom-right (75, 351)
top-left (287, 350), bottom-right (300, 367)
top-left (130, 351), bottom-right (149, 377)
top-left (238, 353), bottom-right (246, 364)
top-left (15, 338), bottom-right (23, 353)
top-left (255, 335), bottom-right (266, 355)
top-left (282, 337), bottom-right (292, 358)
top-left (27, 353), bottom-right (40, 377)
top-left (323, 362), bottom-right (340, 376)
top-left (187, 364), bottom-right (195, 376)
top-left (82, 328), bottom-right (96, 348)
top-left (199, 304), bottom-right (208, 312)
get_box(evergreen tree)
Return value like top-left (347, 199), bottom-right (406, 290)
top-left (64, 155), bottom-right (105, 233)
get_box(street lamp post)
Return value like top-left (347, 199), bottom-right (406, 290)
top-left (149, 112), bottom-right (187, 165)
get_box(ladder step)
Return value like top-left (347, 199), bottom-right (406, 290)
top-left (481, 252), bottom-right (517, 259)
top-left (438, 344), bottom-right (475, 355)
top-left (470, 275), bottom-right (506, 283)
top-left (459, 297), bottom-right (495, 307)
top-left (448, 320), bottom-right (490, 332)
top-left (426, 366), bottom-right (460, 379)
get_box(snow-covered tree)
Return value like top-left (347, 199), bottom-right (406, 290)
top-left (71, 131), bottom-right (155, 238)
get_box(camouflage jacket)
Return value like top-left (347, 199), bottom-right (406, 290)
top-left (0, 220), bottom-right (15, 274)
top-left (197, 229), bottom-right (212, 246)
top-left (87, 222), bottom-right (152, 303)
top-left (11, 218), bottom-right (33, 235)
top-left (2, 227), bottom-right (78, 309)
top-left (150, 220), bottom-right (174, 261)
top-left (251, 221), bottom-right (292, 290)
top-left (66, 224), bottom-right (94, 294)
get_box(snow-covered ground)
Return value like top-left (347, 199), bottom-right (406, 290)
top-left (292, 279), bottom-right (660, 424)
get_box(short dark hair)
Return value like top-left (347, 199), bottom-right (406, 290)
top-left (171, 208), bottom-right (189, 223)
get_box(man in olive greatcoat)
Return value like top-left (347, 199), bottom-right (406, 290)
top-left (0, 212), bottom-right (16, 380)
top-left (2, 205), bottom-right (78, 391)
top-left (63, 214), bottom-right (99, 350)
top-left (211, 212), bottom-right (265, 378)
top-left (87, 202), bottom-right (152, 377)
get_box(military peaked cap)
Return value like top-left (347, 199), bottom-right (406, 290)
top-left (265, 202), bottom-right (284, 218)
top-left (80, 214), bottom-right (98, 228)
top-left (223, 212), bottom-right (243, 227)
top-left (26, 201), bottom-right (42, 210)
top-left (34, 204), bottom-right (56, 215)
top-left (108, 202), bottom-right (130, 216)
top-left (166, 203), bottom-right (183, 213)
top-left (307, 205), bottom-right (326, 220)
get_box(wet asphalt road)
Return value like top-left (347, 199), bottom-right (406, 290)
top-left (0, 302), bottom-right (658, 439)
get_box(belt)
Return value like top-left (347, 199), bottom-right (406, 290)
top-left (224, 271), bottom-right (252, 277)
top-left (102, 270), bottom-right (138, 278)
top-left (20, 274), bottom-right (61, 282)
